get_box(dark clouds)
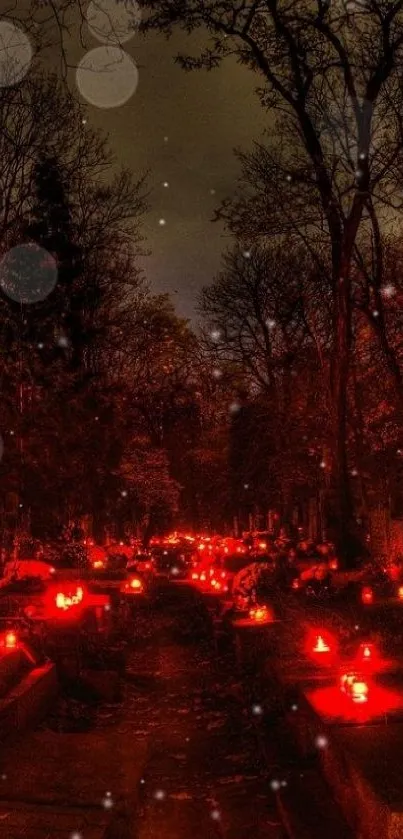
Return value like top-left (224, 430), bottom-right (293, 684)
top-left (70, 22), bottom-right (268, 320)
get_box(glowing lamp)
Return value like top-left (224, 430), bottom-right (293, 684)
top-left (355, 642), bottom-right (381, 672)
top-left (130, 577), bottom-right (143, 591)
top-left (341, 672), bottom-right (369, 703)
top-left (305, 628), bottom-right (337, 663)
top-left (211, 578), bottom-right (217, 587)
top-left (56, 592), bottom-right (67, 609)
top-left (93, 560), bottom-right (105, 569)
top-left (50, 566), bottom-right (56, 574)
top-left (249, 605), bottom-right (271, 623)
top-left (4, 631), bottom-right (17, 649)
top-left (313, 635), bottom-right (330, 653)
top-left (329, 559), bottom-right (338, 570)
top-left (398, 586), bottom-right (403, 600)
top-left (361, 586), bottom-right (373, 605)
top-left (292, 578), bottom-right (300, 590)
top-left (200, 573), bottom-right (206, 582)
top-left (191, 573), bottom-right (199, 580)
top-left (258, 541), bottom-right (267, 549)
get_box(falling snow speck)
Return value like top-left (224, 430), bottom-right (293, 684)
top-left (210, 809), bottom-right (221, 820)
top-left (154, 789), bottom-right (166, 800)
top-left (70, 833), bottom-right (83, 839)
top-left (159, 218), bottom-right (166, 226)
top-left (381, 284), bottom-right (395, 298)
top-left (270, 780), bottom-right (281, 791)
top-left (211, 329), bottom-right (221, 342)
top-left (372, 310), bottom-right (379, 317)
top-left (243, 250), bottom-right (251, 259)
top-left (210, 188), bottom-right (216, 195)
top-left (315, 735), bottom-right (328, 749)
top-left (252, 704), bottom-right (263, 715)
top-left (121, 490), bottom-right (127, 497)
top-left (291, 704), bottom-right (298, 711)
top-left (103, 795), bottom-right (114, 809)
top-left (163, 181), bottom-right (169, 188)
top-left (212, 369), bottom-right (222, 379)
top-left (229, 401), bottom-right (241, 414)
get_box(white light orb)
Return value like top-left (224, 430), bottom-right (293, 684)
top-left (0, 244), bottom-right (57, 303)
top-left (76, 47), bottom-right (138, 109)
top-left (87, 0), bottom-right (141, 45)
top-left (0, 21), bottom-right (32, 88)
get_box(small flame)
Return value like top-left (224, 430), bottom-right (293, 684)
top-left (4, 631), bottom-right (17, 649)
top-left (313, 635), bottom-right (330, 653)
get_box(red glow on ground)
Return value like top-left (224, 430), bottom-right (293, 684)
top-left (308, 682), bottom-right (403, 723)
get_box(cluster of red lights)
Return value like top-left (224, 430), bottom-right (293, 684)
top-left (304, 629), bottom-right (390, 708)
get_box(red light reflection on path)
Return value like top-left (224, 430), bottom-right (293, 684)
top-left (308, 683), bottom-right (403, 724)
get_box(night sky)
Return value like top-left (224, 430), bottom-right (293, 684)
top-left (63, 9), bottom-right (269, 322)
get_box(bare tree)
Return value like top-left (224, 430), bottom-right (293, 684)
top-left (140, 0), bottom-right (403, 559)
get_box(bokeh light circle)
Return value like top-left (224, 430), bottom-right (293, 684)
top-left (0, 244), bottom-right (58, 304)
top-left (0, 21), bottom-right (32, 88)
top-left (76, 47), bottom-right (138, 109)
top-left (86, 0), bottom-right (141, 45)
